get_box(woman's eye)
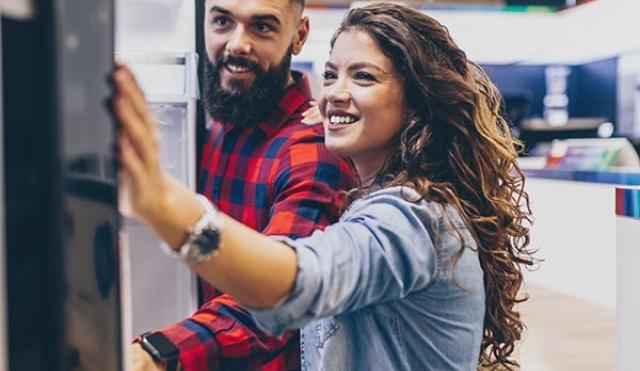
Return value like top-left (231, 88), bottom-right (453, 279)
top-left (354, 71), bottom-right (376, 81)
top-left (322, 71), bottom-right (337, 80)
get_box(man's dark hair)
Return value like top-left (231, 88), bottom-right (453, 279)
top-left (199, 0), bottom-right (305, 15)
top-left (200, 0), bottom-right (304, 7)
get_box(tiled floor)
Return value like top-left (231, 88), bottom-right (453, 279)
top-left (517, 284), bottom-right (615, 371)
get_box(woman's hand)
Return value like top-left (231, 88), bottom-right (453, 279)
top-left (113, 66), bottom-right (203, 248)
top-left (112, 66), bottom-right (296, 309)
top-left (113, 66), bottom-right (169, 222)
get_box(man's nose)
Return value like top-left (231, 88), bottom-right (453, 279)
top-left (226, 26), bottom-right (252, 56)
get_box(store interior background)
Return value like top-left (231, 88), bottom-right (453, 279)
top-left (3, 0), bottom-right (640, 370)
top-left (117, 1), bottom-right (640, 369)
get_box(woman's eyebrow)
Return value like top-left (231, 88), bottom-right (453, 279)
top-left (347, 62), bottom-right (386, 74)
top-left (324, 61), bottom-right (386, 74)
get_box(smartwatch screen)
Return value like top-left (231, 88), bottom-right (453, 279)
top-left (141, 332), bottom-right (179, 360)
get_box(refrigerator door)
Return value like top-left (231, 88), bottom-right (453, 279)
top-left (57, 0), bottom-right (123, 369)
top-left (3, 0), bottom-right (123, 369)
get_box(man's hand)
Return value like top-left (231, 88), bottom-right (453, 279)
top-left (301, 101), bottom-right (322, 125)
top-left (131, 343), bottom-right (164, 371)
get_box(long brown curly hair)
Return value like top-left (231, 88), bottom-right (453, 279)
top-left (332, 3), bottom-right (536, 369)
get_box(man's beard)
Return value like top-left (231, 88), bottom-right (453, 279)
top-left (202, 45), bottom-right (293, 130)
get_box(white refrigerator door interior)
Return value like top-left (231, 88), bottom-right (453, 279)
top-left (120, 52), bottom-right (199, 337)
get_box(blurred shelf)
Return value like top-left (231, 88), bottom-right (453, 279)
top-left (522, 117), bottom-right (607, 132)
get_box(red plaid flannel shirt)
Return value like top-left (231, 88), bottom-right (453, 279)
top-left (156, 72), bottom-right (357, 370)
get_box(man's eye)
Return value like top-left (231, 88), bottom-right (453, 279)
top-left (354, 71), bottom-right (376, 81)
top-left (213, 16), bottom-right (230, 28)
top-left (322, 71), bottom-right (337, 80)
top-left (254, 22), bottom-right (273, 33)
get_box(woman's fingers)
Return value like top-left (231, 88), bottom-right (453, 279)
top-left (113, 65), bottom-right (168, 220)
top-left (114, 94), bottom-right (158, 169)
top-left (113, 66), bottom-right (157, 132)
top-left (119, 132), bottom-right (146, 189)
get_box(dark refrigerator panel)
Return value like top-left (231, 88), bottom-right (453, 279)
top-left (2, 0), bottom-right (122, 369)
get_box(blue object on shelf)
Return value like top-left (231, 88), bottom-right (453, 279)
top-left (616, 187), bottom-right (640, 219)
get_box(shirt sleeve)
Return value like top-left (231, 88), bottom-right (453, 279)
top-left (155, 294), bottom-right (298, 371)
top-left (263, 127), bottom-right (358, 238)
top-left (250, 187), bottom-right (438, 335)
top-left (153, 128), bottom-right (357, 371)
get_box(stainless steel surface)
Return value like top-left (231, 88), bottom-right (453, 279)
top-left (57, 0), bottom-right (122, 369)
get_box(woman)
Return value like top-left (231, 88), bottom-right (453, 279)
top-left (115, 3), bottom-right (535, 370)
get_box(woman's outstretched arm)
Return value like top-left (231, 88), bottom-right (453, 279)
top-left (114, 65), bottom-right (297, 309)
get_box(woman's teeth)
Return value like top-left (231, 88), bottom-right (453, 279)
top-left (330, 115), bottom-right (358, 125)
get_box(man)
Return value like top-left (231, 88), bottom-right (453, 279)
top-left (131, 0), bottom-right (356, 370)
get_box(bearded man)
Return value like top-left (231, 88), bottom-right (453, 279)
top-left (131, 0), bottom-right (355, 370)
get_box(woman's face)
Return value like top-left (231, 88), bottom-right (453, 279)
top-left (319, 30), bottom-right (407, 180)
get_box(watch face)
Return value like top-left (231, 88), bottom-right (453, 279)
top-left (141, 332), bottom-right (179, 360)
top-left (194, 228), bottom-right (220, 254)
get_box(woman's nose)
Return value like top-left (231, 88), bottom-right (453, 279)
top-left (325, 80), bottom-right (350, 105)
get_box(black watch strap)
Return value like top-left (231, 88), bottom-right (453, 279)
top-left (139, 332), bottom-right (179, 371)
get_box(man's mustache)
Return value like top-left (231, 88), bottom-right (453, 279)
top-left (215, 54), bottom-right (261, 73)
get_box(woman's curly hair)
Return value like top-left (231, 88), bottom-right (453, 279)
top-left (332, 4), bottom-right (537, 369)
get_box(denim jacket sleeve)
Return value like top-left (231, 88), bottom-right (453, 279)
top-left (250, 186), bottom-right (438, 335)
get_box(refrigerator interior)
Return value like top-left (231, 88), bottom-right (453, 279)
top-left (116, 0), bottom-right (199, 338)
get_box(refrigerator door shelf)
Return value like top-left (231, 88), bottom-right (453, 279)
top-left (116, 0), bottom-right (183, 32)
top-left (151, 102), bottom-right (190, 184)
top-left (118, 52), bottom-right (199, 102)
top-left (117, 52), bottom-right (199, 189)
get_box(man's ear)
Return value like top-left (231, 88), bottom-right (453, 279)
top-left (292, 16), bottom-right (310, 56)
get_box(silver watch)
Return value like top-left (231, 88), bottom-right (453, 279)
top-left (165, 194), bottom-right (224, 265)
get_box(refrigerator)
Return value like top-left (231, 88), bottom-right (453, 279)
top-left (115, 0), bottom-right (200, 338)
top-left (2, 0), bottom-right (206, 368)
top-left (2, 0), bottom-right (123, 370)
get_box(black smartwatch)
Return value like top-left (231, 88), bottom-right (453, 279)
top-left (139, 332), bottom-right (179, 371)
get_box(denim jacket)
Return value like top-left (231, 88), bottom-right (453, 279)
top-left (251, 186), bottom-right (485, 370)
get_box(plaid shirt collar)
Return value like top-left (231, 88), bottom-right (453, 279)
top-left (218, 70), bottom-right (312, 138)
